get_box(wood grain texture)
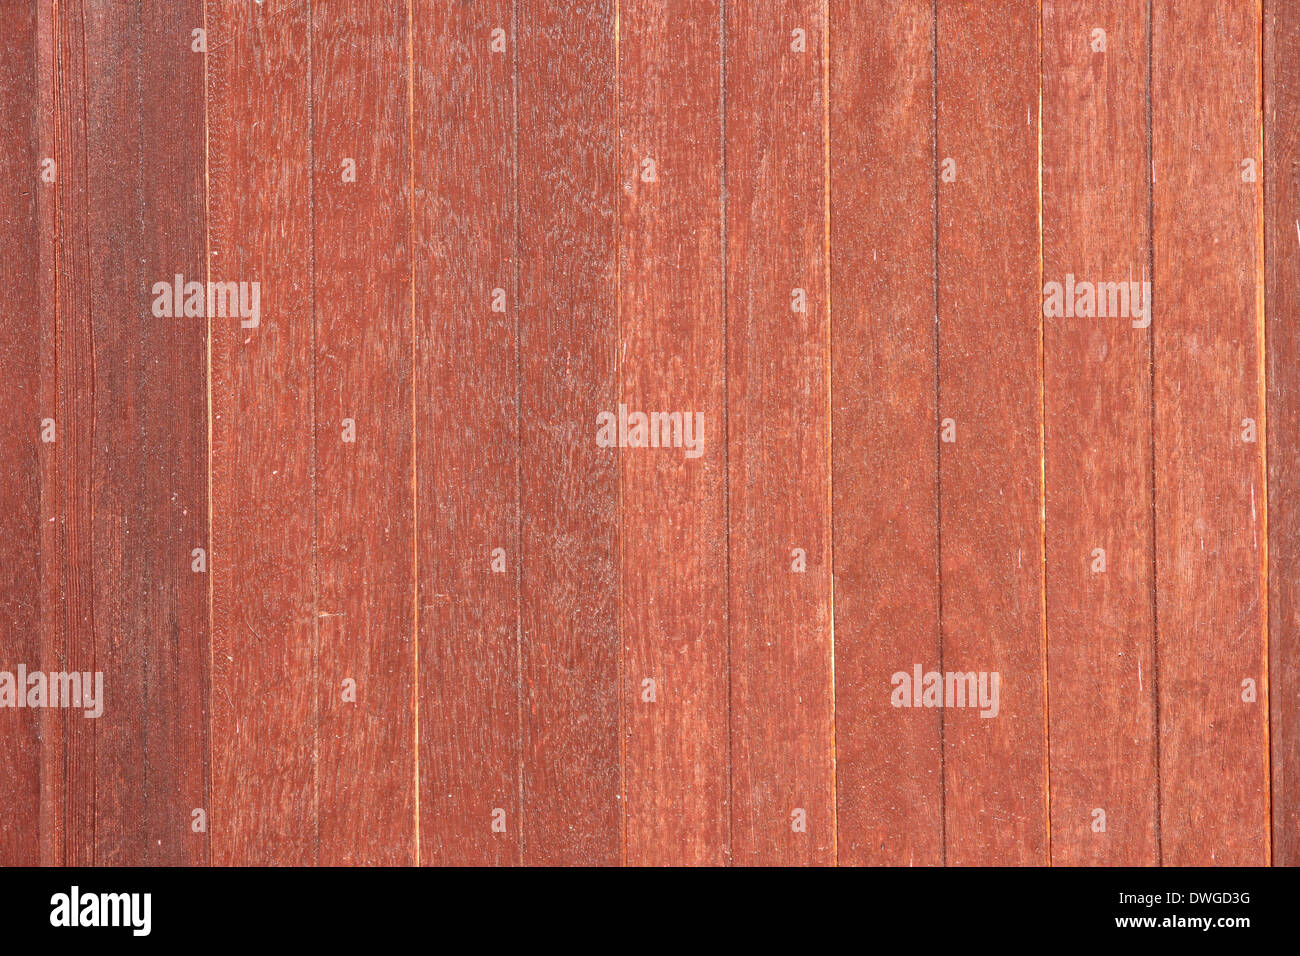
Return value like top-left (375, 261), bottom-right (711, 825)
top-left (130, 0), bottom-right (211, 867)
top-left (208, 0), bottom-right (317, 865)
top-left (47, 0), bottom-right (95, 866)
top-left (726, 0), bottom-right (834, 866)
top-left (516, 0), bottom-right (621, 865)
top-left (830, 0), bottom-right (942, 867)
top-left (619, 0), bottom-right (729, 866)
top-left (1152, 0), bottom-right (1269, 866)
top-left (2, 0), bottom-right (1298, 868)
top-left (1265, 0), bottom-right (1300, 868)
top-left (936, 0), bottom-right (1048, 865)
top-left (1042, 0), bottom-right (1158, 865)
top-left (311, 0), bottom-right (414, 867)
top-left (414, 0), bottom-right (522, 867)
top-left (34, 0), bottom-right (61, 868)
top-left (44, 0), bottom-right (211, 866)
top-left (0, 0), bottom-right (44, 867)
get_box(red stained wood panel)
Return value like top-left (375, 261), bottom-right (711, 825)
top-left (208, 0), bottom-right (317, 865)
top-left (414, 0), bottom-right (522, 867)
top-left (936, 0), bottom-right (1048, 865)
top-left (44, 0), bottom-right (210, 866)
top-left (34, 0), bottom-right (61, 867)
top-left (726, 0), bottom-right (835, 865)
top-left (0, 0), bottom-right (1294, 869)
top-left (127, 0), bottom-right (211, 867)
top-left (830, 0), bottom-right (942, 866)
top-left (0, 0), bottom-right (45, 867)
top-left (311, 0), bottom-right (415, 867)
top-left (516, 0), bottom-right (621, 865)
top-left (47, 0), bottom-right (95, 866)
top-left (619, 0), bottom-right (729, 866)
top-left (1042, 0), bottom-right (1158, 865)
top-left (1152, 0), bottom-right (1269, 865)
top-left (1265, 0), bottom-right (1300, 868)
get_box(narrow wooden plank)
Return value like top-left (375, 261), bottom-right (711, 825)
top-left (130, 0), bottom-right (210, 868)
top-left (1042, 1), bottom-right (1158, 864)
top-left (208, 0), bottom-right (317, 865)
top-left (829, 0), bottom-right (941, 866)
top-left (1152, 0), bottom-right (1269, 865)
top-left (311, 0), bottom-right (414, 867)
top-left (936, 0), bottom-right (1047, 865)
top-left (35, 0), bottom-right (63, 867)
top-left (726, 0), bottom-right (834, 865)
top-left (619, 0), bottom-right (728, 866)
top-left (1265, 0), bottom-right (1300, 868)
top-left (48, 0), bottom-right (209, 866)
top-left (51, 0), bottom-right (125, 868)
top-left (414, 0), bottom-right (521, 867)
top-left (49, 0), bottom-right (96, 866)
top-left (0, 0), bottom-right (44, 866)
top-left (517, 0), bottom-right (621, 865)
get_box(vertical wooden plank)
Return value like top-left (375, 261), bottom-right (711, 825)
top-left (414, 0), bottom-right (521, 866)
top-left (35, 0), bottom-right (63, 867)
top-left (1153, 0), bottom-right (1268, 865)
top-left (49, 0), bottom-right (209, 866)
top-left (311, 0), bottom-right (414, 867)
top-left (619, 0), bottom-right (728, 866)
top-left (829, 0), bottom-right (942, 866)
top-left (727, 0), bottom-right (834, 865)
top-left (208, 0), bottom-right (317, 865)
top-left (0, 0), bottom-right (44, 867)
top-left (1265, 0), bottom-right (1300, 868)
top-left (517, 0), bottom-right (621, 865)
top-left (132, 0), bottom-right (211, 868)
top-left (49, 0), bottom-right (95, 866)
top-left (936, 0), bottom-right (1047, 865)
top-left (1042, 1), bottom-right (1159, 864)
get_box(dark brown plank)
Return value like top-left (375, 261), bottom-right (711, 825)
top-left (619, 0), bottom-right (728, 866)
top-left (311, 0), bottom-right (415, 867)
top-left (517, 0), bottom-right (621, 865)
top-left (0, 0), bottom-right (44, 867)
top-left (208, 0), bottom-right (317, 865)
top-left (1152, 0), bottom-right (1269, 865)
top-left (414, 0), bottom-right (521, 867)
top-left (47, 0), bottom-right (210, 866)
top-left (936, 0), bottom-right (1047, 865)
top-left (132, 0), bottom-right (211, 869)
top-left (830, 0), bottom-right (942, 866)
top-left (1266, 0), bottom-right (1300, 868)
top-left (726, 0), bottom-right (835, 865)
top-left (1042, 0), bottom-right (1159, 864)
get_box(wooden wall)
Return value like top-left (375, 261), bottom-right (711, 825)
top-left (0, 0), bottom-right (1290, 865)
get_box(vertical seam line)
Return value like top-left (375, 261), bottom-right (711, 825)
top-left (1037, 0), bottom-right (1051, 867)
top-left (823, 0), bottom-right (837, 868)
top-left (512, 0), bottom-right (526, 869)
top-left (720, 0), bottom-right (733, 867)
top-left (307, 0), bottom-right (320, 866)
top-left (614, 0), bottom-right (626, 868)
top-left (407, 0), bottom-right (419, 868)
top-left (932, 0), bottom-right (945, 868)
top-left (1147, 0), bottom-right (1162, 867)
top-left (202, 0), bottom-right (213, 868)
